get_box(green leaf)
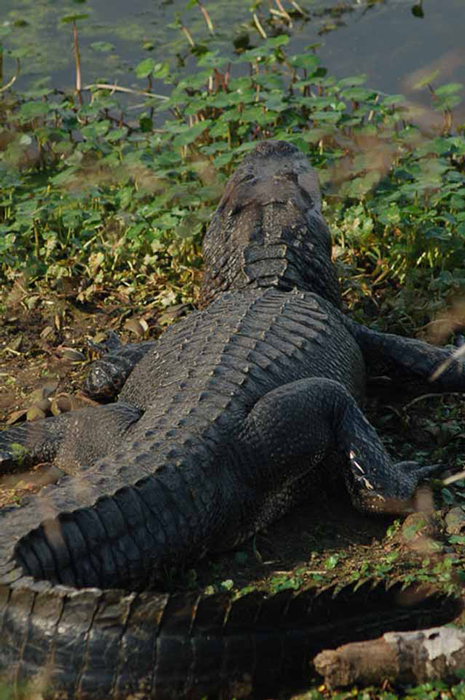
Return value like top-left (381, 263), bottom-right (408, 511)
top-left (451, 195), bottom-right (465, 209)
top-left (23, 88), bottom-right (53, 99)
top-left (338, 75), bottom-right (367, 87)
top-left (139, 115), bottom-right (153, 132)
top-left (302, 127), bottom-right (333, 143)
top-left (10, 47), bottom-right (33, 59)
top-left (81, 121), bottom-right (110, 139)
top-left (382, 94), bottom-right (406, 106)
top-left (325, 555), bottom-right (339, 570)
top-left (197, 51), bottom-right (230, 68)
top-left (263, 94), bottom-right (288, 112)
top-left (90, 41), bottom-right (114, 53)
top-left (254, 73), bottom-right (285, 91)
top-left (107, 128), bottom-right (128, 142)
top-left (289, 54), bottom-right (320, 71)
top-left (209, 121), bottom-right (230, 138)
top-left (60, 13), bottom-right (89, 23)
top-left (309, 110), bottom-right (341, 123)
top-left (435, 82), bottom-right (463, 96)
top-left (50, 168), bottom-right (78, 185)
top-left (432, 95), bottom-right (462, 111)
top-left (240, 47), bottom-right (273, 61)
top-left (265, 35), bottom-right (289, 48)
top-left (208, 92), bottom-right (239, 108)
top-left (19, 102), bottom-right (49, 120)
top-left (450, 535), bottom-right (465, 546)
top-left (341, 87), bottom-right (376, 101)
top-left (413, 70), bottom-right (440, 89)
top-left (135, 58), bottom-right (155, 79)
top-left (172, 121), bottom-right (212, 147)
top-left (220, 579), bottom-right (234, 591)
top-left (212, 152), bottom-right (234, 167)
top-left (153, 62), bottom-right (170, 79)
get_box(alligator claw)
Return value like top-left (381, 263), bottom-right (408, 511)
top-left (87, 330), bottom-right (122, 356)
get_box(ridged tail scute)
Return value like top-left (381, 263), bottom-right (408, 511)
top-left (200, 140), bottom-right (342, 308)
top-left (0, 576), bottom-right (460, 699)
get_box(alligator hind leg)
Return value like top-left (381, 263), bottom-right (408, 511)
top-left (242, 377), bottom-right (436, 517)
top-left (346, 321), bottom-right (465, 394)
top-left (0, 402), bottom-right (142, 473)
top-left (84, 331), bottom-right (156, 401)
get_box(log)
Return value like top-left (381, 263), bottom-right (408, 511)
top-left (314, 626), bottom-right (465, 687)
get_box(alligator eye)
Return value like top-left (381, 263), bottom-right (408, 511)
top-left (241, 174), bottom-right (257, 185)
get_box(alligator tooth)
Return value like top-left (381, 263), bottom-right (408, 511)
top-left (362, 477), bottom-right (374, 491)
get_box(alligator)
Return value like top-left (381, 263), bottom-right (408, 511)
top-left (0, 140), bottom-right (464, 699)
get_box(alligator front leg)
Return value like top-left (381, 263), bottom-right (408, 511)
top-left (84, 331), bottom-right (156, 401)
top-left (0, 403), bottom-right (142, 473)
top-left (346, 321), bottom-right (465, 393)
top-left (241, 377), bottom-right (436, 519)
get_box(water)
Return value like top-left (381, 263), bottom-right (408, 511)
top-left (1, 0), bottom-right (463, 106)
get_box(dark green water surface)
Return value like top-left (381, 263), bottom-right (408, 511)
top-left (1, 0), bottom-right (463, 102)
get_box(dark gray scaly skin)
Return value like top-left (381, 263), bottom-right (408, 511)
top-left (0, 140), bottom-right (464, 699)
top-left (84, 331), bottom-right (157, 401)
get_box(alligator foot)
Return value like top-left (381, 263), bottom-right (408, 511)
top-left (86, 329), bottom-right (123, 355)
top-left (84, 334), bottom-right (156, 401)
top-left (348, 320), bottom-right (465, 394)
top-left (241, 376), bottom-right (435, 516)
top-left (0, 402), bottom-right (143, 473)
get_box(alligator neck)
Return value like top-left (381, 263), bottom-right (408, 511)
top-left (200, 140), bottom-right (342, 308)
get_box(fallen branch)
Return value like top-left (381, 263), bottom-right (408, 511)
top-left (314, 625), bottom-right (465, 688)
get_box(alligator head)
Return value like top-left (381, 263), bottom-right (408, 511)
top-left (201, 140), bottom-right (342, 308)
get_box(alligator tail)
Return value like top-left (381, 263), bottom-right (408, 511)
top-left (0, 578), bottom-right (459, 699)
